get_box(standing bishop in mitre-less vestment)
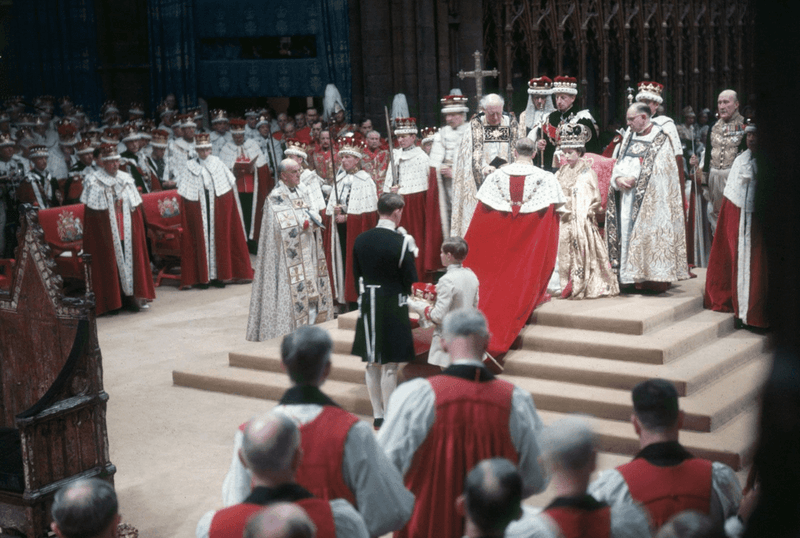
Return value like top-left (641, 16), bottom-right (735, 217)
top-left (464, 138), bottom-right (564, 358)
top-left (247, 158), bottom-right (332, 341)
top-left (450, 93), bottom-right (518, 237)
top-left (606, 104), bottom-right (689, 292)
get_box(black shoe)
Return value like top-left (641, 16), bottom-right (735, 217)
top-left (194, 282), bottom-right (210, 290)
top-left (373, 418), bottom-right (384, 430)
top-left (123, 297), bottom-right (140, 313)
top-left (210, 279), bottom-right (226, 288)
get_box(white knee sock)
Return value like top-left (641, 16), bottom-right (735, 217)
top-left (365, 363), bottom-right (384, 418)
top-left (381, 363), bottom-right (399, 414)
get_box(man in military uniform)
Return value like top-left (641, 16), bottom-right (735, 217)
top-left (362, 130), bottom-right (389, 196)
top-left (537, 76), bottom-right (600, 171)
top-left (692, 90), bottom-right (747, 234)
top-left (352, 193), bottom-right (418, 428)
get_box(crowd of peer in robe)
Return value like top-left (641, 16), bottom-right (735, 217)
top-left (0, 80), bottom-right (762, 327)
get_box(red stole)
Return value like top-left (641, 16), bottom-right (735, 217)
top-left (545, 505), bottom-right (611, 538)
top-left (617, 457), bottom-right (713, 528)
top-left (295, 406), bottom-right (359, 506)
top-left (396, 375), bottom-right (518, 538)
top-left (509, 175), bottom-right (525, 216)
top-left (209, 498), bottom-right (336, 538)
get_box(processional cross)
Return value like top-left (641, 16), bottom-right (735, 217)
top-left (458, 50), bottom-right (499, 102)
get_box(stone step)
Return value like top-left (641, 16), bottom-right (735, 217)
top-left (503, 330), bottom-right (769, 396)
top-left (530, 289), bottom-right (704, 335)
top-left (517, 309), bottom-right (736, 364)
top-left (502, 353), bottom-right (768, 432)
top-left (171, 364), bottom-right (755, 470)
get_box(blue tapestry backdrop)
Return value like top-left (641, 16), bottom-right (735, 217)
top-left (193, 0), bottom-right (351, 108)
top-left (9, 0), bottom-right (351, 116)
top-left (10, 0), bottom-right (104, 117)
top-left (148, 0), bottom-right (198, 112)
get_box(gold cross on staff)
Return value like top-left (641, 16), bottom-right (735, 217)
top-left (458, 50), bottom-right (499, 102)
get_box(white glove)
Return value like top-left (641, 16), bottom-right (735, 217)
top-left (407, 298), bottom-right (427, 315)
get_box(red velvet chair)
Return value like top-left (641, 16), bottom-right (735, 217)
top-left (140, 190), bottom-right (183, 286)
top-left (0, 259), bottom-right (13, 291)
top-left (64, 174), bottom-right (84, 204)
top-left (37, 204), bottom-right (85, 281)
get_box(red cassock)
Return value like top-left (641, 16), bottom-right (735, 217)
top-left (703, 198), bottom-right (768, 328)
top-left (209, 498), bottom-right (336, 538)
top-left (423, 167), bottom-right (444, 274)
top-left (464, 180), bottom-right (560, 357)
top-left (345, 212), bottom-right (378, 303)
top-left (617, 457), bottom-right (712, 529)
top-left (397, 375), bottom-right (518, 538)
top-left (545, 505), bottom-right (611, 538)
top-left (180, 190), bottom-right (254, 288)
top-left (294, 406), bottom-right (359, 505)
top-left (83, 206), bottom-right (156, 315)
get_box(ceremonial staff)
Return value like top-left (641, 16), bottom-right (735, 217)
top-left (384, 106), bottom-right (399, 186)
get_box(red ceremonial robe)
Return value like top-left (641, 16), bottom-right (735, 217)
top-left (703, 198), bottom-right (768, 328)
top-left (423, 167), bottom-right (444, 274)
top-left (83, 206), bottom-right (156, 315)
top-left (398, 373), bottom-right (518, 538)
top-left (345, 212), bottom-right (378, 303)
top-left (398, 190), bottom-right (428, 282)
top-left (180, 190), bottom-right (254, 288)
top-left (464, 198), bottom-right (560, 357)
top-left (251, 163), bottom-right (273, 243)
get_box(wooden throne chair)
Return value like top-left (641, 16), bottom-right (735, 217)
top-left (0, 205), bottom-right (115, 537)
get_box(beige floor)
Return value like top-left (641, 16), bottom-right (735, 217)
top-left (98, 275), bottom-right (273, 538)
top-left (97, 266), bottom-right (750, 537)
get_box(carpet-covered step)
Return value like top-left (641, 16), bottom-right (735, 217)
top-left (501, 356), bottom-right (766, 433)
top-left (171, 363), bottom-right (755, 471)
top-left (173, 365), bottom-right (376, 417)
top-left (230, 350), bottom-right (368, 385)
top-left (337, 310), bottom-right (360, 331)
top-left (517, 309), bottom-right (736, 364)
top-left (503, 331), bottom-right (769, 396)
top-left (536, 406), bottom-right (757, 471)
top-left (530, 286), bottom-right (704, 335)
